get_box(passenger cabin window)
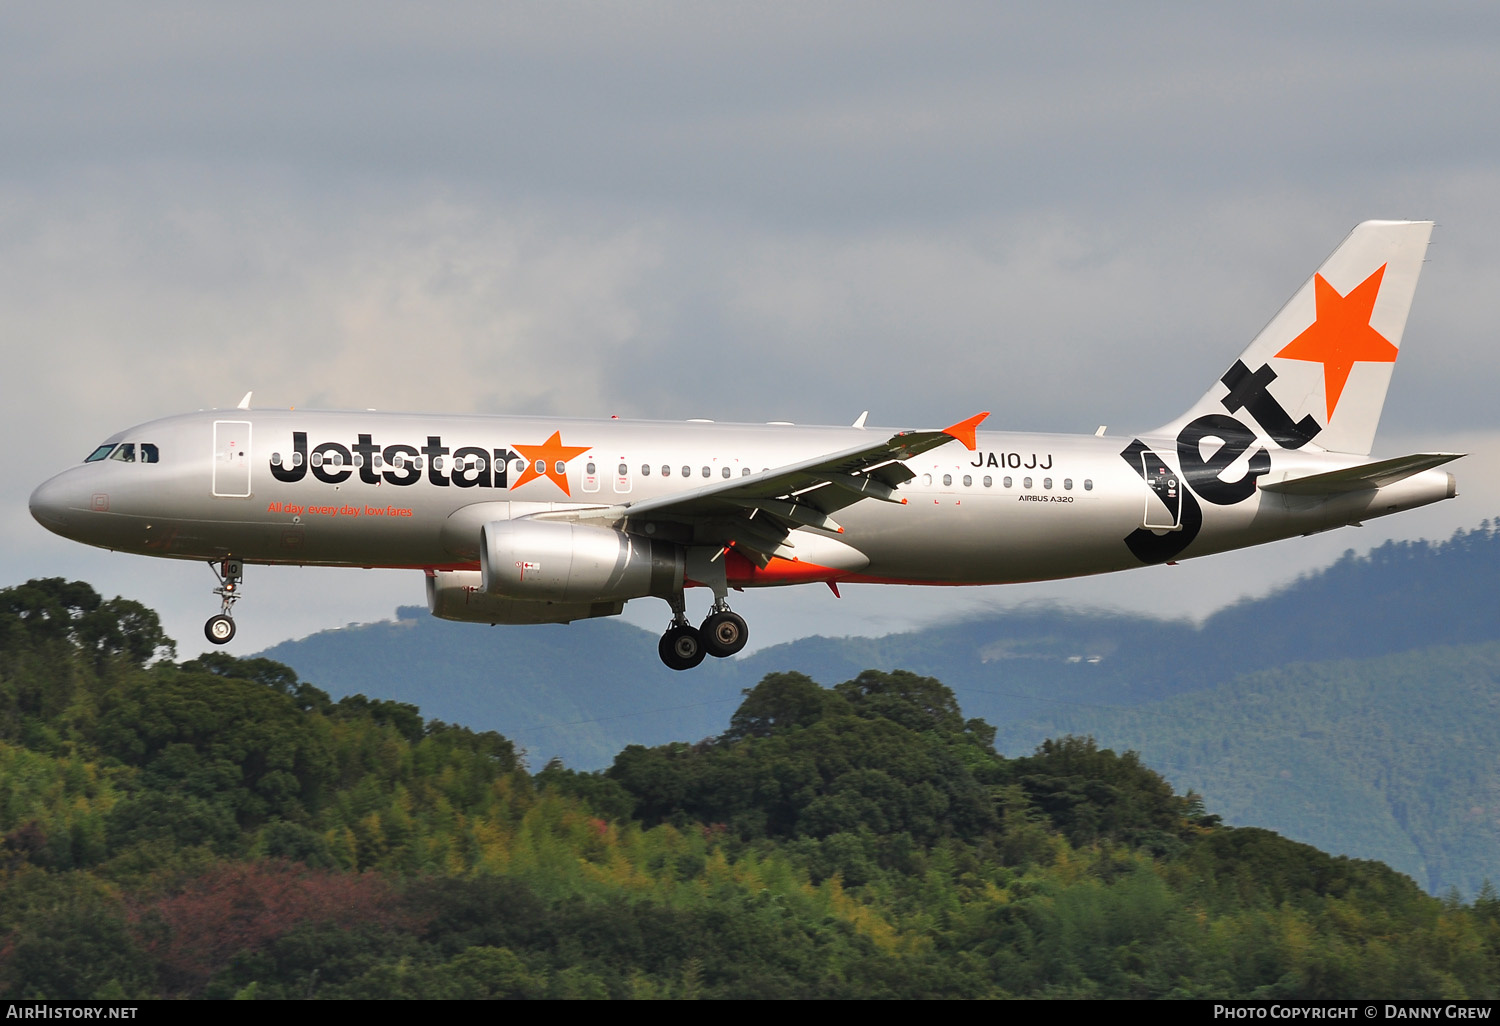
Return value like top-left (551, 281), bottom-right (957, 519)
top-left (109, 443), bottom-right (136, 463)
top-left (85, 445), bottom-right (115, 463)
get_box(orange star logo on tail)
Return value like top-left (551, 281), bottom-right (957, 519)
top-left (1274, 264), bottom-right (1398, 420)
top-left (512, 431), bottom-right (591, 495)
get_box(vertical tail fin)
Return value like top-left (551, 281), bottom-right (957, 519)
top-left (1159, 220), bottom-right (1433, 456)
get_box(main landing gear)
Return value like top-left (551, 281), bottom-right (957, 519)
top-left (702, 604), bottom-right (748, 657)
top-left (204, 559), bottom-right (243, 645)
top-left (658, 596), bottom-right (749, 671)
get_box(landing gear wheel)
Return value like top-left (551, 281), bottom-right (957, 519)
top-left (207, 560), bottom-right (245, 644)
top-left (205, 614), bottom-right (236, 645)
top-left (701, 610), bottom-right (748, 658)
top-left (659, 625), bottom-right (706, 671)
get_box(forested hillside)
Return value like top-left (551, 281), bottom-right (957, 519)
top-left (261, 611), bottom-right (747, 770)
top-left (262, 520), bottom-right (1500, 771)
top-left (2, 579), bottom-right (1498, 999)
top-left (257, 520), bottom-right (1500, 900)
top-left (989, 641), bottom-right (1500, 898)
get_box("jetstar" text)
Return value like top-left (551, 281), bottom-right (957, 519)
top-left (269, 433), bottom-right (518, 489)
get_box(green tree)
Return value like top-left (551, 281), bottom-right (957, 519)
top-left (0, 869), bottom-right (154, 999)
top-left (723, 671), bottom-right (840, 741)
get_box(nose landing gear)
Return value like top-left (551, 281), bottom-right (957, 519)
top-left (204, 559), bottom-right (243, 645)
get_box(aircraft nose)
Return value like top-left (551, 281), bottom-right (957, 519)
top-left (29, 474), bottom-right (79, 533)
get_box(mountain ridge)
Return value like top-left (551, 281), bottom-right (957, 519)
top-left (257, 519), bottom-right (1500, 894)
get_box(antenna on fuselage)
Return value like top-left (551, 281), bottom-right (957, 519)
top-left (852, 411), bottom-right (869, 428)
top-left (236, 391), bottom-right (253, 410)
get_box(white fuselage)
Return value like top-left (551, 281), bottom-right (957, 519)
top-left (29, 408), bottom-right (1455, 590)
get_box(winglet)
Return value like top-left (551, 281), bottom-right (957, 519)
top-left (942, 412), bottom-right (989, 451)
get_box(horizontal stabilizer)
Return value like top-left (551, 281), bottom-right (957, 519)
top-left (1259, 452), bottom-right (1463, 495)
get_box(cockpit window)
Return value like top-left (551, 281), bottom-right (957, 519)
top-left (109, 443), bottom-right (136, 463)
top-left (84, 444), bottom-right (115, 463)
top-left (140, 443), bottom-right (159, 463)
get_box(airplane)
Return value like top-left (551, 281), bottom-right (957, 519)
top-left (29, 220), bottom-right (1462, 670)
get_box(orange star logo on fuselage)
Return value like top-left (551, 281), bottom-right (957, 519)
top-left (1274, 264), bottom-right (1398, 421)
top-left (511, 431), bottom-right (592, 495)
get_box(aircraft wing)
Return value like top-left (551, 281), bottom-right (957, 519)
top-left (546, 412), bottom-right (988, 565)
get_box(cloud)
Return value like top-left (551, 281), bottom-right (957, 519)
top-left (6, 3), bottom-right (1500, 657)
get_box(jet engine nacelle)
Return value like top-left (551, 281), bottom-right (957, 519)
top-left (426, 569), bottom-right (623, 625)
top-left (480, 519), bottom-right (684, 603)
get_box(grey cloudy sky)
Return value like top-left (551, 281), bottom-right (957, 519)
top-left (6, 2), bottom-right (1500, 656)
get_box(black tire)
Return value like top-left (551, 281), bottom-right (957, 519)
top-left (700, 610), bottom-right (748, 658)
top-left (204, 614), bottom-right (236, 645)
top-left (658, 625), bottom-right (705, 671)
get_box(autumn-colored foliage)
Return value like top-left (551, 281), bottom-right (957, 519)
top-left (134, 861), bottom-right (414, 995)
